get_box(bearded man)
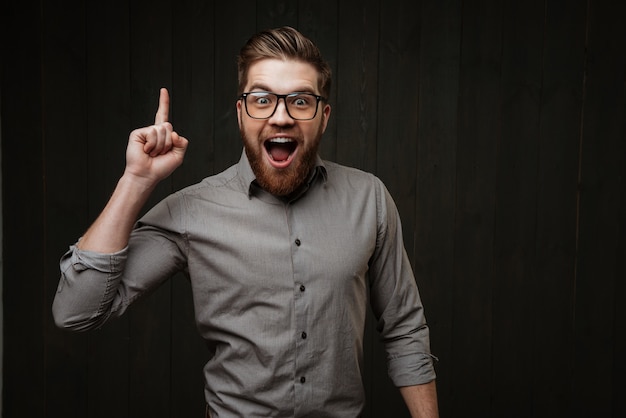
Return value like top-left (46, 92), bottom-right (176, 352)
top-left (53, 26), bottom-right (439, 418)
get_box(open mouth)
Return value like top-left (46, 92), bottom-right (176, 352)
top-left (264, 138), bottom-right (298, 168)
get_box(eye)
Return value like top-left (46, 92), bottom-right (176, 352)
top-left (290, 94), bottom-right (312, 107)
top-left (250, 93), bottom-right (274, 107)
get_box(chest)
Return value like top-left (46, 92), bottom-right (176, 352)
top-left (184, 183), bottom-right (378, 306)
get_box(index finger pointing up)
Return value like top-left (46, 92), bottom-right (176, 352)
top-left (154, 87), bottom-right (170, 124)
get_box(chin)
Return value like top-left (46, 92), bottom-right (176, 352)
top-left (245, 144), bottom-right (317, 197)
top-left (240, 124), bottom-right (322, 197)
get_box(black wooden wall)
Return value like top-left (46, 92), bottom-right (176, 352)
top-left (2, 1), bottom-right (625, 417)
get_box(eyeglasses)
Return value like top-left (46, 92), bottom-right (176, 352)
top-left (240, 91), bottom-right (326, 120)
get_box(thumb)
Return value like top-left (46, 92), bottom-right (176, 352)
top-left (172, 131), bottom-right (189, 153)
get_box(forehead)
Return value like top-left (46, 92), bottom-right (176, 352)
top-left (245, 58), bottom-right (320, 93)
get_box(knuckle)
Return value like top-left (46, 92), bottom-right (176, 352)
top-left (150, 126), bottom-right (163, 138)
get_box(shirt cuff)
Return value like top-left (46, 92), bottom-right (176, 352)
top-left (388, 353), bottom-right (438, 387)
top-left (63, 242), bottom-right (128, 274)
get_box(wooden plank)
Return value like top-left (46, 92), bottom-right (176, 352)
top-left (371, 0), bottom-right (422, 416)
top-left (615, 165), bottom-right (626, 417)
top-left (1, 1), bottom-right (46, 416)
top-left (256, 0), bottom-right (298, 30)
top-left (533, 0), bottom-right (587, 414)
top-left (376, 0), bottom-right (421, 282)
top-left (450, 0), bottom-right (502, 414)
top-left (170, 0), bottom-right (217, 415)
top-left (413, 0), bottom-right (462, 416)
top-left (41, 1), bottom-right (91, 417)
top-left (326, 3), bottom-right (381, 416)
top-left (212, 1), bottom-right (256, 173)
top-left (335, 0), bottom-right (380, 174)
top-left (83, 1), bottom-right (132, 417)
top-left (298, 0), bottom-right (339, 161)
top-left (171, 0), bottom-right (216, 190)
top-left (571, 0), bottom-right (626, 415)
top-left (128, 0), bottom-right (173, 416)
top-left (490, 1), bottom-right (543, 416)
top-left (334, 3), bottom-right (380, 415)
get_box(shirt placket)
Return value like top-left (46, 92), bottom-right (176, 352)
top-left (286, 202), bottom-right (313, 415)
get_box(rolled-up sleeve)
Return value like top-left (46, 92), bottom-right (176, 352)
top-left (52, 245), bottom-right (128, 331)
top-left (52, 193), bottom-right (188, 332)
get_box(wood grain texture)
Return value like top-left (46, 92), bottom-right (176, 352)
top-left (2, 0), bottom-right (625, 416)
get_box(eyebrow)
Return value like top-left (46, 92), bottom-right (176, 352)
top-left (247, 83), bottom-right (317, 95)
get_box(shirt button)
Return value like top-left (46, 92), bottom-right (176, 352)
top-left (301, 331), bottom-right (307, 339)
top-left (300, 376), bottom-right (306, 383)
top-left (299, 284), bottom-right (306, 292)
top-left (295, 238), bottom-right (301, 246)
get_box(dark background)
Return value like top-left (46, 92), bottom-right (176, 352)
top-left (1, 0), bottom-right (625, 417)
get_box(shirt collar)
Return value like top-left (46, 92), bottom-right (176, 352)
top-left (236, 150), bottom-right (328, 199)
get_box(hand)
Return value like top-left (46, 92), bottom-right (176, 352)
top-left (124, 88), bottom-right (188, 186)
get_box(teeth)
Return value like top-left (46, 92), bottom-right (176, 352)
top-left (269, 137), bottom-right (293, 143)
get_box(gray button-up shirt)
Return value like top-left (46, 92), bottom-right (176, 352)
top-left (53, 152), bottom-right (436, 417)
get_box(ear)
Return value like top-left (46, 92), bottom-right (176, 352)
top-left (236, 99), bottom-right (243, 127)
top-left (320, 103), bottom-right (331, 133)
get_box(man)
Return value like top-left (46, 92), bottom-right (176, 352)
top-left (53, 26), bottom-right (439, 417)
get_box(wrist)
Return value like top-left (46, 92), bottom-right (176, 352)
top-left (119, 170), bottom-right (160, 195)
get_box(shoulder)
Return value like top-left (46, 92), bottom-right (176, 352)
top-left (322, 160), bottom-right (388, 196)
top-left (174, 163), bottom-right (244, 199)
top-left (323, 160), bottom-right (380, 183)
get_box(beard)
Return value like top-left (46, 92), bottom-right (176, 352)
top-left (241, 125), bottom-right (322, 197)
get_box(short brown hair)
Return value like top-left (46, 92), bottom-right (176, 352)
top-left (237, 26), bottom-right (332, 99)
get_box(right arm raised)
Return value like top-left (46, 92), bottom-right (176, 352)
top-left (77, 88), bottom-right (188, 253)
top-left (53, 88), bottom-right (189, 330)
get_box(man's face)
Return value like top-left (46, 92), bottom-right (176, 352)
top-left (237, 58), bottom-right (331, 196)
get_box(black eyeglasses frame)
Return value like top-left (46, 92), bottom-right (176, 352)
top-left (239, 92), bottom-right (326, 121)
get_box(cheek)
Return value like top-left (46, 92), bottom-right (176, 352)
top-left (242, 118), bottom-right (258, 132)
top-left (239, 118), bottom-right (266, 145)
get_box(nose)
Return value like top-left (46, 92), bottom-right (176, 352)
top-left (268, 98), bottom-right (294, 125)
